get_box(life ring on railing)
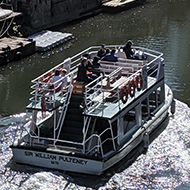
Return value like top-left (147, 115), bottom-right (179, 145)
top-left (135, 72), bottom-right (143, 91)
top-left (120, 84), bottom-right (128, 104)
top-left (128, 78), bottom-right (136, 97)
top-left (55, 83), bottom-right (62, 92)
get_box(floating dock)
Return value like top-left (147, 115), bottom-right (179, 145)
top-left (0, 37), bottom-right (36, 66)
top-left (102, 0), bottom-right (145, 13)
top-left (28, 30), bottom-right (73, 52)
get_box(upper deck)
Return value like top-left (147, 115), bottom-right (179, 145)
top-left (26, 45), bottom-right (164, 120)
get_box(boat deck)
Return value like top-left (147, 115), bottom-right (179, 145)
top-left (86, 76), bottom-right (156, 119)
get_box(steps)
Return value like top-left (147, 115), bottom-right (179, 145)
top-left (60, 94), bottom-right (84, 143)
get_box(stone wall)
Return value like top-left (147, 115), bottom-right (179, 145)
top-left (11, 0), bottom-right (102, 36)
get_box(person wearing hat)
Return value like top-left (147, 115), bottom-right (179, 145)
top-left (123, 40), bottom-right (135, 59)
top-left (97, 44), bottom-right (106, 59)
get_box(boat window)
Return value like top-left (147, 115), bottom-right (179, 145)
top-left (149, 91), bottom-right (157, 113)
top-left (123, 107), bottom-right (136, 134)
top-left (141, 98), bottom-right (149, 120)
top-left (157, 86), bottom-right (164, 107)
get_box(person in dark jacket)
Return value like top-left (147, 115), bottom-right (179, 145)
top-left (101, 49), bottom-right (118, 62)
top-left (97, 44), bottom-right (106, 58)
top-left (77, 58), bottom-right (93, 83)
top-left (123, 40), bottom-right (135, 59)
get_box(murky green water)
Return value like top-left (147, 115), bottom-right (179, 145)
top-left (0, 0), bottom-right (190, 116)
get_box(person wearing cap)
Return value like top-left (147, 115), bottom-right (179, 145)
top-left (97, 44), bottom-right (106, 59)
top-left (123, 40), bottom-right (135, 59)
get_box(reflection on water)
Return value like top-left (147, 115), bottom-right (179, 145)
top-left (0, 100), bottom-right (190, 189)
top-left (0, 0), bottom-right (190, 116)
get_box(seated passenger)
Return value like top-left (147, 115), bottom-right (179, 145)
top-left (123, 40), bottom-right (146, 60)
top-left (92, 56), bottom-right (100, 68)
top-left (101, 49), bottom-right (118, 62)
top-left (97, 44), bottom-right (106, 59)
top-left (49, 69), bottom-right (67, 92)
top-left (50, 69), bottom-right (62, 88)
top-left (60, 69), bottom-right (68, 89)
top-left (123, 40), bottom-right (135, 59)
top-left (77, 58), bottom-right (94, 83)
top-left (105, 48), bottom-right (110, 56)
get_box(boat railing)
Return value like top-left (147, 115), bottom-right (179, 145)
top-left (53, 83), bottom-right (73, 144)
top-left (83, 46), bottom-right (163, 113)
top-left (84, 74), bottom-right (105, 112)
top-left (12, 121), bottom-right (31, 145)
top-left (28, 45), bottom-right (162, 106)
top-left (28, 71), bottom-right (74, 112)
top-left (84, 127), bottom-right (119, 158)
top-left (24, 119), bottom-right (84, 148)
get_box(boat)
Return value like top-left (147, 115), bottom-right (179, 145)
top-left (0, 9), bottom-right (12, 20)
top-left (10, 44), bottom-right (175, 175)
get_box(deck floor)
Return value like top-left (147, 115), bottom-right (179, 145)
top-left (86, 76), bottom-right (156, 119)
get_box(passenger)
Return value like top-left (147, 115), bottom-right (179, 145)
top-left (92, 56), bottom-right (100, 68)
top-left (97, 44), bottom-right (106, 59)
top-left (100, 48), bottom-right (110, 60)
top-left (82, 53), bottom-right (93, 69)
top-left (50, 69), bottom-right (62, 88)
top-left (105, 48), bottom-right (110, 55)
top-left (77, 58), bottom-right (93, 83)
top-left (49, 69), bottom-right (67, 92)
top-left (82, 53), bottom-right (90, 59)
top-left (123, 40), bottom-right (135, 59)
top-left (60, 69), bottom-right (68, 89)
top-left (101, 49), bottom-right (118, 62)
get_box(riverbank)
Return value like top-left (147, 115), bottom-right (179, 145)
top-left (11, 0), bottom-right (145, 36)
top-left (12, 0), bottom-right (102, 36)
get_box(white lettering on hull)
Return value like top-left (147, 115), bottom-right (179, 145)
top-left (24, 151), bottom-right (88, 166)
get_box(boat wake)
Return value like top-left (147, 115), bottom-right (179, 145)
top-left (0, 112), bottom-right (32, 126)
top-left (1, 100), bottom-right (190, 189)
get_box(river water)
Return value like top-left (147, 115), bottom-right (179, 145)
top-left (0, 0), bottom-right (190, 189)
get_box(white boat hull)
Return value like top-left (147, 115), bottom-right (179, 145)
top-left (11, 90), bottom-right (171, 175)
top-left (11, 148), bottom-right (103, 175)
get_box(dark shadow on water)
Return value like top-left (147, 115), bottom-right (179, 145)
top-left (6, 116), bottom-right (169, 189)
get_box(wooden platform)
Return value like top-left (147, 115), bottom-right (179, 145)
top-left (102, 0), bottom-right (145, 13)
top-left (0, 37), bottom-right (36, 66)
